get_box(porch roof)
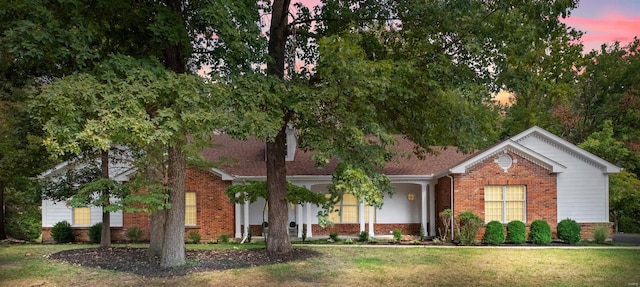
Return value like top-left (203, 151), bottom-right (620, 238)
top-left (200, 134), bottom-right (474, 178)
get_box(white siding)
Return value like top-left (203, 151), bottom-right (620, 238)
top-left (377, 183), bottom-right (421, 223)
top-left (517, 135), bottom-right (609, 223)
top-left (42, 199), bottom-right (123, 227)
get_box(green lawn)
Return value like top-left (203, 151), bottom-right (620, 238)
top-left (1, 243), bottom-right (639, 286)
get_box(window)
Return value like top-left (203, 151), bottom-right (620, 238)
top-left (73, 207), bottom-right (91, 226)
top-left (185, 192), bottom-right (197, 226)
top-left (327, 194), bottom-right (375, 223)
top-left (484, 185), bottom-right (526, 223)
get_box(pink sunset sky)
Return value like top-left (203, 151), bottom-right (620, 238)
top-left (295, 0), bottom-right (640, 53)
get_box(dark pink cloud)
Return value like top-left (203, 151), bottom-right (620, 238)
top-left (563, 12), bottom-right (639, 51)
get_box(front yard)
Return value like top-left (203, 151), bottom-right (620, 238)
top-left (1, 243), bottom-right (639, 286)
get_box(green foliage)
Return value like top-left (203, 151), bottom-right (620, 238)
top-left (483, 221), bottom-right (505, 245)
top-left (358, 231), bottom-right (369, 242)
top-left (89, 223), bottom-right (102, 244)
top-left (217, 233), bottom-right (230, 244)
top-left (4, 183), bottom-right (42, 241)
top-left (557, 219), bottom-right (581, 245)
top-left (329, 231), bottom-right (339, 242)
top-left (126, 227), bottom-right (143, 243)
top-left (529, 220), bottom-right (552, 245)
top-left (608, 171), bottom-right (640, 233)
top-left (455, 211), bottom-right (483, 245)
top-left (188, 231), bottom-right (201, 244)
top-left (51, 221), bottom-right (74, 244)
top-left (593, 225), bottom-right (609, 244)
top-left (419, 225), bottom-right (425, 241)
top-left (226, 181), bottom-right (327, 206)
top-left (393, 229), bottom-right (402, 242)
top-left (506, 221), bottom-right (527, 244)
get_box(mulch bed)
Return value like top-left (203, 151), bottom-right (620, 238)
top-left (48, 247), bottom-right (320, 277)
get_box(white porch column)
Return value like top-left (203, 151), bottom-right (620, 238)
top-left (305, 199), bottom-right (313, 238)
top-left (359, 202), bottom-right (365, 233)
top-left (368, 206), bottom-right (375, 237)
top-left (429, 183), bottom-right (436, 236)
top-left (234, 202), bottom-right (242, 238)
top-left (421, 183), bottom-right (428, 236)
top-left (297, 204), bottom-right (303, 238)
top-left (243, 200), bottom-right (250, 238)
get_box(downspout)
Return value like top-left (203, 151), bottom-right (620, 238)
top-left (446, 174), bottom-right (454, 241)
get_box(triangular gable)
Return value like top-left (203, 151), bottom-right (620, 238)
top-left (511, 126), bottom-right (621, 174)
top-left (449, 139), bottom-right (566, 174)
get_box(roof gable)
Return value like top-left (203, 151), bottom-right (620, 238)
top-left (512, 126), bottom-right (621, 174)
top-left (448, 140), bottom-right (566, 174)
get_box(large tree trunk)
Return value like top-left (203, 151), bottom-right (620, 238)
top-left (265, 0), bottom-right (292, 254)
top-left (0, 182), bottom-right (5, 240)
top-left (266, 126), bottom-right (291, 254)
top-left (100, 150), bottom-right (111, 248)
top-left (160, 146), bottom-right (186, 268)
top-left (148, 210), bottom-right (166, 258)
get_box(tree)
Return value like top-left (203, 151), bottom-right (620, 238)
top-left (228, 0), bottom-right (581, 254)
top-left (579, 121), bottom-right (640, 233)
top-left (24, 0), bottom-right (263, 267)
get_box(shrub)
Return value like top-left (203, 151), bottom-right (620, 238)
top-left (217, 233), bottom-right (230, 244)
top-left (302, 224), bottom-right (307, 242)
top-left (455, 211), bottom-right (483, 245)
top-left (329, 231), bottom-right (339, 241)
top-left (5, 205), bottom-right (41, 241)
top-left (51, 221), bottom-right (74, 243)
top-left (358, 230), bottom-right (369, 242)
top-left (393, 229), bottom-right (402, 242)
top-left (438, 209), bottom-right (453, 241)
top-left (126, 227), bottom-right (143, 243)
top-left (188, 230), bottom-right (201, 244)
top-left (506, 221), bottom-right (527, 244)
top-left (419, 225), bottom-right (426, 241)
top-left (89, 223), bottom-right (102, 244)
top-left (483, 221), bottom-right (505, 245)
top-left (529, 219), bottom-right (552, 245)
top-left (593, 225), bottom-right (609, 244)
top-left (557, 218), bottom-right (581, 244)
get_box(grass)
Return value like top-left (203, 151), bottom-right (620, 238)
top-left (1, 243), bottom-right (639, 286)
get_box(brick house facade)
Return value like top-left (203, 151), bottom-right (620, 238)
top-left (41, 126), bottom-right (619, 242)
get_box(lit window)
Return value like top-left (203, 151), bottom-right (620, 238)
top-left (327, 193), bottom-right (375, 223)
top-left (185, 192), bottom-right (197, 226)
top-left (484, 185), bottom-right (525, 223)
top-left (73, 207), bottom-right (91, 226)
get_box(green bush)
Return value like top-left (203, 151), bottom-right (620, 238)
top-left (89, 223), bottom-right (102, 244)
top-left (506, 221), bottom-right (527, 244)
top-left (557, 218), bottom-right (581, 244)
top-left (51, 221), bottom-right (74, 243)
top-left (455, 211), bottom-right (483, 245)
top-left (126, 227), bottom-right (143, 243)
top-left (329, 231), bottom-right (339, 241)
top-left (483, 221), bottom-right (505, 245)
top-left (188, 230), bottom-right (202, 244)
top-left (5, 205), bottom-right (41, 241)
top-left (529, 219), bottom-right (552, 245)
top-left (393, 229), bottom-right (402, 242)
top-left (593, 225), bottom-right (609, 244)
top-left (216, 233), bottom-right (229, 244)
top-left (358, 231), bottom-right (369, 242)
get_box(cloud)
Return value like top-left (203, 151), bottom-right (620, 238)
top-left (563, 12), bottom-right (640, 51)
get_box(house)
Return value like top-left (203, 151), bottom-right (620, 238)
top-left (41, 126), bottom-right (620, 242)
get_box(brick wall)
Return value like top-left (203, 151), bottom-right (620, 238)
top-left (43, 168), bottom-right (234, 243)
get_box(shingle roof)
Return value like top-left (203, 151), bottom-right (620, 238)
top-left (200, 134), bottom-right (475, 178)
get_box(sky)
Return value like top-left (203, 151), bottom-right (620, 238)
top-left (296, 0), bottom-right (640, 53)
top-left (562, 0), bottom-right (640, 52)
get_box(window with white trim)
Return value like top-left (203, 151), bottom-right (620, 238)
top-left (484, 185), bottom-right (526, 223)
top-left (185, 192), bottom-right (197, 226)
top-left (73, 207), bottom-right (91, 226)
top-left (326, 194), bottom-right (375, 223)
